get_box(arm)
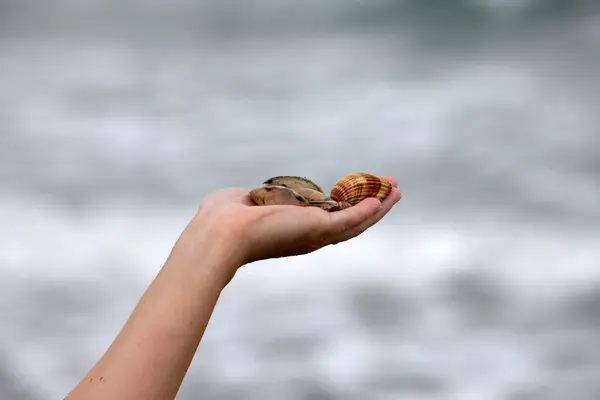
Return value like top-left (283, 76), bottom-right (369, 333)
top-left (66, 179), bottom-right (401, 400)
top-left (65, 217), bottom-right (241, 400)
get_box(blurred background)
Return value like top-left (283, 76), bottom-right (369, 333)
top-left (1, 0), bottom-right (600, 399)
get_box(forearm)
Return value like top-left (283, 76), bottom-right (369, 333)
top-left (66, 219), bottom-right (240, 400)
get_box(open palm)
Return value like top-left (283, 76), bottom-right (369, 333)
top-left (195, 177), bottom-right (402, 265)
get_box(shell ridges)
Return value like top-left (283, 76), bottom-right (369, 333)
top-left (330, 172), bottom-right (392, 206)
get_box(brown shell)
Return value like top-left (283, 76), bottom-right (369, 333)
top-left (307, 200), bottom-right (341, 211)
top-left (261, 176), bottom-right (324, 194)
top-left (329, 173), bottom-right (392, 206)
top-left (249, 185), bottom-right (310, 207)
top-left (295, 187), bottom-right (329, 202)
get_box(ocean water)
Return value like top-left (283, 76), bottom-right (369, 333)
top-left (1, 1), bottom-right (600, 399)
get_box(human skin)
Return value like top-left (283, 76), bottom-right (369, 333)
top-left (65, 177), bottom-right (402, 400)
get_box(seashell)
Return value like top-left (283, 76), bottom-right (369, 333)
top-left (261, 176), bottom-right (324, 193)
top-left (249, 185), bottom-right (310, 207)
top-left (330, 173), bottom-right (392, 209)
top-left (249, 172), bottom-right (392, 212)
top-left (294, 187), bottom-right (329, 203)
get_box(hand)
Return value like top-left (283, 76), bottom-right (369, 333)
top-left (191, 176), bottom-right (402, 269)
top-left (66, 176), bottom-right (400, 400)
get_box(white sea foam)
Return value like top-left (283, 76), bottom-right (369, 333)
top-left (3, 196), bottom-right (599, 294)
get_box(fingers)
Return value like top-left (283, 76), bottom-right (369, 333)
top-left (357, 186), bottom-right (402, 231)
top-left (380, 176), bottom-right (398, 188)
top-left (328, 187), bottom-right (402, 244)
top-left (324, 175), bottom-right (401, 238)
top-left (325, 197), bottom-right (382, 235)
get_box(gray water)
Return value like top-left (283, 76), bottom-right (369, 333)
top-left (1, 1), bottom-right (600, 399)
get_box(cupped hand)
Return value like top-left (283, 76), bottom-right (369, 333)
top-left (192, 177), bottom-right (402, 267)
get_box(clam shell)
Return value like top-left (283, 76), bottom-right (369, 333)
top-left (308, 200), bottom-right (344, 211)
top-left (295, 187), bottom-right (329, 203)
top-left (329, 173), bottom-right (392, 206)
top-left (261, 176), bottom-right (324, 193)
top-left (249, 185), bottom-right (310, 207)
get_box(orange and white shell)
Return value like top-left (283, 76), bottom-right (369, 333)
top-left (330, 173), bottom-right (392, 209)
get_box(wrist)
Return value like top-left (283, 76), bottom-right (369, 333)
top-left (169, 212), bottom-right (245, 288)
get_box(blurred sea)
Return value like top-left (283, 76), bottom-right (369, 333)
top-left (1, 0), bottom-right (600, 399)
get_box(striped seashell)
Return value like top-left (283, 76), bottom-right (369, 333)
top-left (329, 173), bottom-right (392, 209)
